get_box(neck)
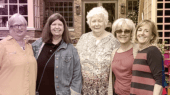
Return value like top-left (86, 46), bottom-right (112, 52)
top-left (139, 43), bottom-right (151, 51)
top-left (52, 36), bottom-right (62, 45)
top-left (93, 30), bottom-right (107, 40)
top-left (118, 41), bottom-right (133, 53)
top-left (16, 39), bottom-right (25, 47)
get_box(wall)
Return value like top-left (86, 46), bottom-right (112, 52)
top-left (143, 0), bottom-right (152, 20)
top-left (70, 0), bottom-right (82, 39)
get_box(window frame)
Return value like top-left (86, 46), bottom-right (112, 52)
top-left (44, 0), bottom-right (74, 28)
top-left (126, 0), bottom-right (139, 25)
top-left (157, 0), bottom-right (170, 52)
top-left (0, 0), bottom-right (28, 28)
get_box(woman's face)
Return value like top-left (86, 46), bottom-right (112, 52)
top-left (116, 24), bottom-right (131, 44)
top-left (9, 19), bottom-right (27, 40)
top-left (50, 19), bottom-right (64, 37)
top-left (90, 14), bottom-right (105, 35)
top-left (136, 24), bottom-right (153, 46)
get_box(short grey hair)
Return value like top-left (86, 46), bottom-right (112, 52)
top-left (86, 6), bottom-right (108, 26)
top-left (112, 18), bottom-right (135, 41)
top-left (8, 13), bottom-right (27, 27)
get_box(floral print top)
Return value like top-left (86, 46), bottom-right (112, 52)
top-left (76, 32), bottom-right (120, 95)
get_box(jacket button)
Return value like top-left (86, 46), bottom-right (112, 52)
top-left (50, 50), bottom-right (52, 52)
top-left (56, 76), bottom-right (58, 78)
top-left (57, 86), bottom-right (59, 88)
top-left (56, 66), bottom-right (58, 68)
top-left (56, 58), bottom-right (58, 60)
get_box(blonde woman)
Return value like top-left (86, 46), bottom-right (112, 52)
top-left (130, 20), bottom-right (163, 95)
top-left (108, 18), bottom-right (138, 95)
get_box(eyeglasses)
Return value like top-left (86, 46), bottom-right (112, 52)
top-left (11, 24), bottom-right (26, 29)
top-left (115, 29), bottom-right (131, 34)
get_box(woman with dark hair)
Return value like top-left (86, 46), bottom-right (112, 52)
top-left (32, 13), bottom-right (82, 95)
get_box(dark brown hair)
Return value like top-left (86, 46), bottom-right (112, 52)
top-left (42, 13), bottom-right (71, 43)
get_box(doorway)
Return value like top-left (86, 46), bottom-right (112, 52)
top-left (82, 1), bottom-right (118, 33)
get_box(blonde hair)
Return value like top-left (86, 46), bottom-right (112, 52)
top-left (134, 19), bottom-right (158, 45)
top-left (112, 18), bottom-right (135, 42)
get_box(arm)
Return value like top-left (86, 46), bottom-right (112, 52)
top-left (70, 47), bottom-right (82, 95)
top-left (0, 43), bottom-right (5, 70)
top-left (153, 84), bottom-right (163, 95)
top-left (147, 46), bottom-right (163, 95)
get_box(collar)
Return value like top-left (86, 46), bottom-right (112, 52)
top-left (6, 35), bottom-right (29, 44)
top-left (6, 35), bottom-right (13, 40)
top-left (57, 40), bottom-right (67, 51)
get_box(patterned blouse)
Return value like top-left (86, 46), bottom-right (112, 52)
top-left (76, 32), bottom-right (119, 95)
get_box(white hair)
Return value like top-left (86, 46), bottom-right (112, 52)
top-left (8, 13), bottom-right (27, 27)
top-left (86, 6), bottom-right (108, 26)
top-left (112, 18), bottom-right (136, 42)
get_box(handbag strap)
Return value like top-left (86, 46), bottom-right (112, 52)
top-left (36, 50), bottom-right (57, 91)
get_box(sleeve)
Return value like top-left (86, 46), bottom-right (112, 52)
top-left (70, 47), bottom-right (82, 95)
top-left (147, 46), bottom-right (163, 86)
top-left (0, 43), bottom-right (5, 69)
top-left (112, 37), bottom-right (120, 50)
top-left (31, 39), bottom-right (38, 57)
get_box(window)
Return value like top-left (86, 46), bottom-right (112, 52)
top-left (44, 1), bottom-right (73, 27)
top-left (0, 0), bottom-right (28, 27)
top-left (157, 0), bottom-right (170, 50)
top-left (126, 0), bottom-right (139, 25)
top-left (34, 0), bottom-right (40, 29)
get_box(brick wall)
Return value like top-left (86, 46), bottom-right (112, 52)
top-left (70, 0), bottom-right (82, 39)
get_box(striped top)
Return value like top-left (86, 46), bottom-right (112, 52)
top-left (130, 46), bottom-right (162, 95)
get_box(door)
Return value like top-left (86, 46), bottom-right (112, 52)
top-left (82, 1), bottom-right (118, 33)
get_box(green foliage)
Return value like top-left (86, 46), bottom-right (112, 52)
top-left (158, 41), bottom-right (169, 58)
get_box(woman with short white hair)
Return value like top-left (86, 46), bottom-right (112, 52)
top-left (76, 6), bottom-right (119, 95)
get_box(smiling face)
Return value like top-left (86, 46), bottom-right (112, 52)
top-left (136, 24), bottom-right (153, 46)
top-left (50, 19), bottom-right (64, 38)
top-left (115, 24), bottom-right (132, 44)
top-left (9, 20), bottom-right (27, 40)
top-left (90, 14), bottom-right (105, 35)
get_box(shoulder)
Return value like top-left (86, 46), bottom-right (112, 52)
top-left (32, 38), bottom-right (43, 46)
top-left (107, 33), bottom-right (120, 47)
top-left (148, 46), bottom-right (161, 53)
top-left (107, 33), bottom-right (119, 42)
top-left (111, 48), bottom-right (118, 56)
top-left (0, 36), bottom-right (12, 45)
top-left (67, 43), bottom-right (77, 51)
top-left (0, 42), bottom-right (5, 50)
top-left (147, 46), bottom-right (163, 58)
top-left (81, 32), bottom-right (92, 38)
